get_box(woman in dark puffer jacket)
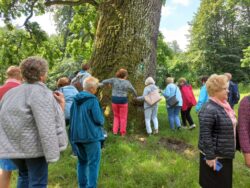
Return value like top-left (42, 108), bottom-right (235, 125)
top-left (198, 74), bottom-right (236, 188)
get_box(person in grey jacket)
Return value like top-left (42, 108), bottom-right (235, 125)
top-left (100, 68), bottom-right (137, 136)
top-left (137, 77), bottom-right (159, 135)
top-left (0, 57), bottom-right (68, 188)
top-left (198, 74), bottom-right (236, 188)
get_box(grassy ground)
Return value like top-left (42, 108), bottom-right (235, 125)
top-left (10, 87), bottom-right (250, 188)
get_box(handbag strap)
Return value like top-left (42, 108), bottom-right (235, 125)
top-left (174, 86), bottom-right (177, 95)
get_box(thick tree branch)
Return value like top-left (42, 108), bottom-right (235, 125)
top-left (23, 0), bottom-right (37, 28)
top-left (44, 0), bottom-right (99, 7)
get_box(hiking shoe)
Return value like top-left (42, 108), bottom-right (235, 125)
top-left (189, 124), bottom-right (196, 130)
top-left (153, 129), bottom-right (159, 134)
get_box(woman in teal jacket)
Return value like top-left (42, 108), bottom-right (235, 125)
top-left (70, 76), bottom-right (104, 188)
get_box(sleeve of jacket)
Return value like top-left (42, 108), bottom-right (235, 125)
top-left (101, 78), bottom-right (114, 85)
top-left (196, 86), bottom-right (208, 112)
top-left (137, 87), bottom-right (149, 100)
top-left (128, 81), bottom-right (137, 96)
top-left (91, 99), bottom-right (105, 126)
top-left (162, 86), bottom-right (170, 98)
top-left (238, 97), bottom-right (250, 153)
top-left (30, 89), bottom-right (62, 163)
top-left (199, 105), bottom-right (216, 159)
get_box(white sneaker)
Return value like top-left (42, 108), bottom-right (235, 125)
top-left (189, 124), bottom-right (196, 130)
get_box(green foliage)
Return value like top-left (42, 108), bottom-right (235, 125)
top-left (0, 26), bottom-right (63, 84)
top-left (188, 0), bottom-right (250, 82)
top-left (0, 0), bottom-right (46, 30)
top-left (47, 58), bottom-right (82, 90)
top-left (53, 4), bottom-right (97, 62)
top-left (241, 46), bottom-right (250, 67)
top-left (156, 32), bottom-right (174, 88)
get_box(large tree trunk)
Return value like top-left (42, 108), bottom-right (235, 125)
top-left (91, 0), bottom-right (162, 132)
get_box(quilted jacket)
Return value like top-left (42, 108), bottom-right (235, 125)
top-left (198, 100), bottom-right (235, 160)
top-left (0, 82), bottom-right (68, 163)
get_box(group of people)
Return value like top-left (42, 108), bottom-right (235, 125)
top-left (0, 56), bottom-right (249, 188)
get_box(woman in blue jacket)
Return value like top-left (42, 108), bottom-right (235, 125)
top-left (70, 76), bottom-right (104, 188)
top-left (162, 77), bottom-right (183, 130)
top-left (57, 77), bottom-right (78, 125)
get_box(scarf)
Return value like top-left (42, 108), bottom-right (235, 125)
top-left (210, 97), bottom-right (237, 127)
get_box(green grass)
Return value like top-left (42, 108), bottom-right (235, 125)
top-left (10, 87), bottom-right (250, 188)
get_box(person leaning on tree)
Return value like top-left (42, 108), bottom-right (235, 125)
top-left (0, 57), bottom-right (68, 188)
top-left (136, 77), bottom-right (160, 136)
top-left (100, 68), bottom-right (137, 136)
top-left (198, 74), bottom-right (236, 188)
top-left (0, 66), bottom-right (22, 188)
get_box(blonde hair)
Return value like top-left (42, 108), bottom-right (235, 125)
top-left (178, 77), bottom-right (186, 85)
top-left (166, 77), bottom-right (174, 84)
top-left (83, 76), bottom-right (99, 91)
top-left (145, 77), bottom-right (155, 85)
top-left (206, 74), bottom-right (228, 97)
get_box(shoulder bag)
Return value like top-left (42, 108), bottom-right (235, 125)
top-left (144, 89), bottom-right (162, 106)
top-left (167, 86), bottom-right (179, 107)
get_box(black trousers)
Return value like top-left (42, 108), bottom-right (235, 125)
top-left (199, 153), bottom-right (232, 188)
top-left (181, 107), bottom-right (194, 126)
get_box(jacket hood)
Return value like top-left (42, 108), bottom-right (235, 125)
top-left (74, 91), bottom-right (96, 105)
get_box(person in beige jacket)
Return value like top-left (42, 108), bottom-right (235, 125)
top-left (0, 57), bottom-right (68, 187)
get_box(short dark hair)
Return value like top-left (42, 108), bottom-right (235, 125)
top-left (82, 63), bottom-right (90, 71)
top-left (115, 68), bottom-right (128, 79)
top-left (20, 56), bottom-right (48, 83)
top-left (201, 76), bottom-right (209, 83)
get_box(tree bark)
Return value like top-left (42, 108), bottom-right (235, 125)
top-left (91, 0), bottom-right (162, 131)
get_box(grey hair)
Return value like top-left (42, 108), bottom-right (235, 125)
top-left (20, 56), bottom-right (48, 83)
top-left (83, 76), bottom-right (99, 91)
top-left (145, 77), bottom-right (155, 85)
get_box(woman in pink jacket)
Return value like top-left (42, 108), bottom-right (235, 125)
top-left (178, 78), bottom-right (197, 129)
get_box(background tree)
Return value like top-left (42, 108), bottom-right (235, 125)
top-left (188, 0), bottom-right (250, 82)
top-left (1, 0), bottom-right (165, 130)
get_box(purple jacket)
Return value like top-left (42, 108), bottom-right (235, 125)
top-left (238, 96), bottom-right (250, 153)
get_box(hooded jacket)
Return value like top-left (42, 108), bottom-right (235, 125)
top-left (69, 91), bottom-right (104, 144)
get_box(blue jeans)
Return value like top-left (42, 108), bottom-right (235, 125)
top-left (12, 157), bottom-right (48, 188)
top-left (76, 142), bottom-right (101, 188)
top-left (167, 106), bottom-right (182, 130)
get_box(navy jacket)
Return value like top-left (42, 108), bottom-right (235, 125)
top-left (69, 91), bottom-right (104, 144)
